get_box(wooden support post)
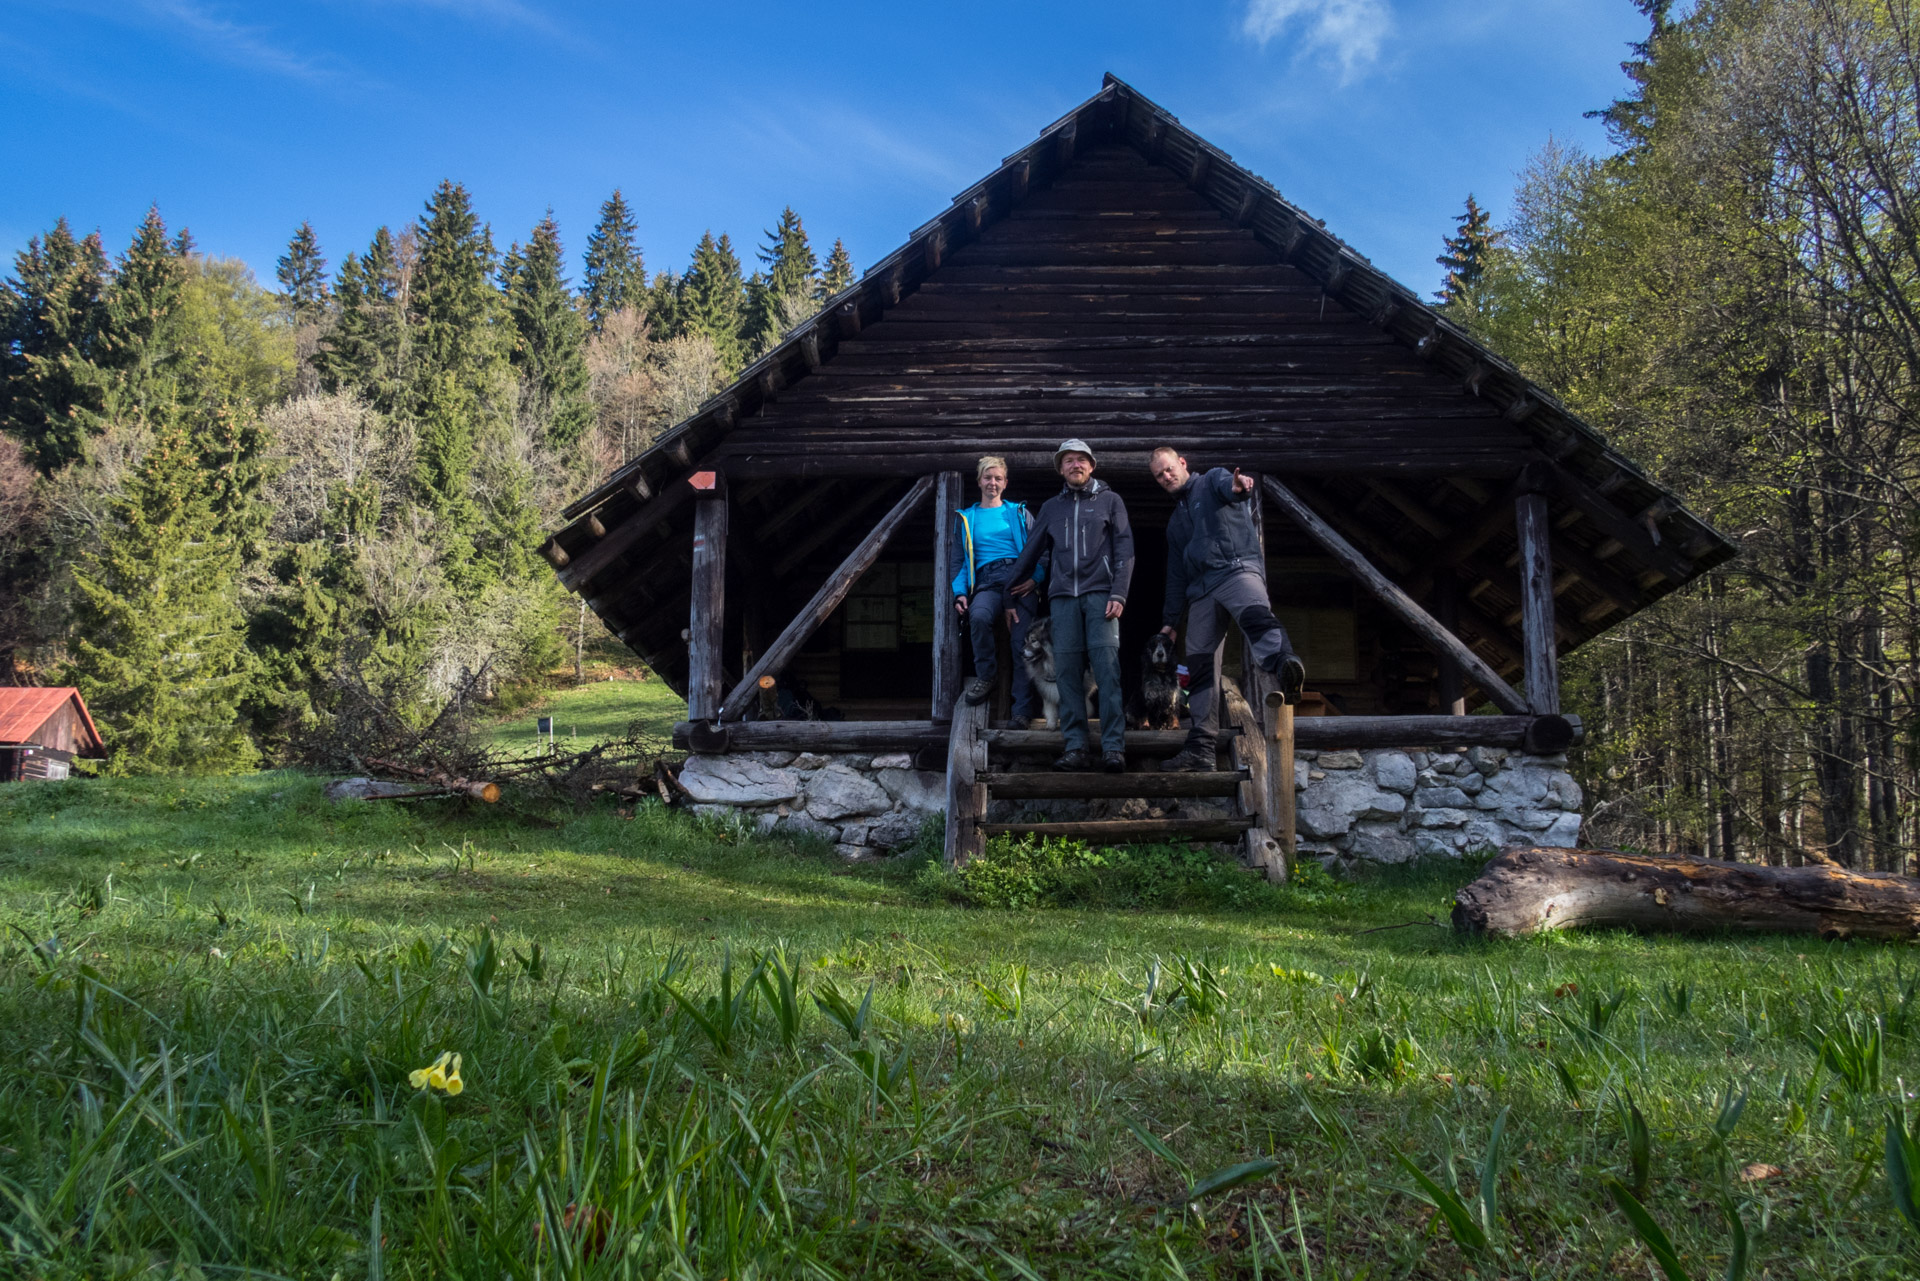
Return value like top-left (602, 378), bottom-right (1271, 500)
top-left (1515, 490), bottom-right (1560, 715)
top-left (717, 476), bottom-right (935, 722)
top-left (1266, 690), bottom-right (1295, 880)
top-left (1434, 568), bottom-right (1466, 715)
top-left (1261, 475), bottom-right (1531, 716)
top-left (944, 698), bottom-right (988, 867)
top-left (687, 492), bottom-right (728, 721)
top-left (1222, 681), bottom-right (1284, 880)
top-left (932, 470), bottom-right (964, 722)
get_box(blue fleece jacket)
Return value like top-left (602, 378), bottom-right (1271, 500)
top-left (951, 502), bottom-right (1044, 596)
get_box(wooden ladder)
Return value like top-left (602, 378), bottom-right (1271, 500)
top-left (944, 678), bottom-right (1294, 879)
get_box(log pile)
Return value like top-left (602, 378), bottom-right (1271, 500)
top-left (1453, 846), bottom-right (1920, 941)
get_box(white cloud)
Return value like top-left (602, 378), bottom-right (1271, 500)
top-left (1241, 0), bottom-right (1394, 80)
top-left (144, 1), bottom-right (334, 83)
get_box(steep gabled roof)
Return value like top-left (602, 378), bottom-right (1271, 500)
top-left (547, 75), bottom-right (1735, 687)
top-left (0, 687), bottom-right (105, 755)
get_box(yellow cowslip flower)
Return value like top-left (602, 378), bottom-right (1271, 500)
top-left (443, 1054), bottom-right (463, 1096)
top-left (411, 1051), bottom-right (453, 1090)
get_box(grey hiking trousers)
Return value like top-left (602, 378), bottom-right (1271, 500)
top-left (1179, 568), bottom-right (1295, 755)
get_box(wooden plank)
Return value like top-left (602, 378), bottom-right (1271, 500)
top-left (979, 770), bottom-right (1247, 799)
top-left (671, 720), bottom-right (947, 753)
top-left (945, 699), bottom-right (988, 867)
top-left (686, 496), bottom-right (727, 721)
top-left (717, 476), bottom-right (935, 723)
top-left (1262, 475), bottom-right (1532, 716)
top-left (1549, 464), bottom-right (1695, 582)
top-left (1266, 690), bottom-right (1295, 880)
top-left (1221, 681), bottom-right (1282, 879)
top-left (981, 817), bottom-right (1255, 841)
top-left (932, 471), bottom-right (964, 722)
top-left (985, 725), bottom-right (1237, 753)
top-left (1515, 491), bottom-right (1561, 715)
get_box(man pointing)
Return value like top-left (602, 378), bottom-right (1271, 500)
top-left (1150, 448), bottom-right (1304, 773)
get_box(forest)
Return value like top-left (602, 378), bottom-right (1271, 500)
top-left (4, 0), bottom-right (1920, 874)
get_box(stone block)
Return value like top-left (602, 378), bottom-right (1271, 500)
top-left (1541, 812), bottom-right (1583, 846)
top-left (868, 810), bottom-right (928, 849)
top-left (1483, 767), bottom-right (1551, 805)
top-left (679, 756), bottom-right (803, 805)
top-left (1467, 746), bottom-right (1508, 773)
top-left (793, 753), bottom-right (831, 770)
top-left (878, 768), bottom-right (945, 811)
top-left (1510, 808), bottom-right (1558, 831)
top-left (1463, 818), bottom-right (1509, 852)
top-left (1308, 770), bottom-right (1326, 781)
top-left (1298, 775), bottom-right (1407, 839)
top-left (1370, 751), bottom-right (1417, 795)
top-left (1475, 791), bottom-right (1505, 810)
top-left (1349, 822), bottom-right (1417, 864)
top-left (1428, 752), bottom-right (1463, 776)
top-left (1457, 772), bottom-right (1485, 795)
top-left (770, 812), bottom-right (838, 841)
top-left (1415, 786), bottom-right (1474, 809)
top-left (1318, 750), bottom-right (1364, 770)
top-left (753, 751), bottom-right (798, 767)
top-left (1550, 774), bottom-right (1584, 810)
top-left (1418, 807), bottom-right (1473, 829)
top-left (1414, 830), bottom-right (1462, 860)
top-left (870, 753), bottom-right (915, 770)
top-left (837, 823), bottom-right (871, 846)
top-left (804, 765), bottom-right (892, 821)
top-left (834, 843), bottom-right (883, 862)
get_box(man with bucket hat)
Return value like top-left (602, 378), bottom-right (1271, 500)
top-left (1004, 439), bottom-right (1135, 771)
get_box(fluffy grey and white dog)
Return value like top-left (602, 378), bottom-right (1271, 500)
top-left (1020, 616), bottom-right (1061, 729)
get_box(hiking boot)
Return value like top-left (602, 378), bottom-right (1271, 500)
top-left (963, 677), bottom-right (993, 706)
top-left (1102, 750), bottom-right (1127, 773)
top-left (1157, 746), bottom-right (1216, 773)
top-left (1264, 649), bottom-right (1307, 702)
top-left (1053, 748), bottom-right (1095, 771)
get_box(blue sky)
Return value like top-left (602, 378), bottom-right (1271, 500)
top-left (3, 1), bottom-right (1647, 299)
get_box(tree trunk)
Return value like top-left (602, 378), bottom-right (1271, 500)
top-left (1452, 846), bottom-right (1920, 941)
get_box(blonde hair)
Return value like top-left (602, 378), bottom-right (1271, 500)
top-left (976, 455), bottom-right (1009, 482)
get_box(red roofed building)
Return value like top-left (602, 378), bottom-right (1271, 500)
top-left (0, 688), bottom-right (106, 781)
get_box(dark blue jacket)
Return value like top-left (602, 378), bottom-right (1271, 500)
top-left (1007, 478), bottom-right (1135, 604)
top-left (1162, 467), bottom-right (1264, 627)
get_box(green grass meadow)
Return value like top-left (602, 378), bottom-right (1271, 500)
top-left (483, 675), bottom-right (685, 756)
top-left (4, 770), bottom-right (1920, 1278)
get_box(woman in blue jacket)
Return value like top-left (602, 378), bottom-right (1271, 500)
top-left (952, 455), bottom-right (1043, 719)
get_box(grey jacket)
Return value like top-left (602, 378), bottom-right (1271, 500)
top-left (1007, 478), bottom-right (1135, 604)
top-left (1162, 467), bottom-right (1264, 627)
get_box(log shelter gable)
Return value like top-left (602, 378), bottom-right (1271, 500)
top-left (547, 75), bottom-right (1738, 707)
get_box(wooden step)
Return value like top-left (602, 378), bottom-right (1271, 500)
top-left (984, 725), bottom-right (1238, 753)
top-left (981, 816), bottom-right (1256, 842)
top-left (980, 770), bottom-right (1246, 799)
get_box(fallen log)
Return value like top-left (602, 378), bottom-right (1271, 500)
top-left (1452, 846), bottom-right (1920, 941)
top-left (364, 757), bottom-right (501, 803)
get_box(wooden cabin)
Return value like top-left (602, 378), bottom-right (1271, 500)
top-left (544, 76), bottom-right (1735, 868)
top-left (0, 687), bottom-right (105, 781)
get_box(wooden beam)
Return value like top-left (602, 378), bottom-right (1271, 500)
top-left (687, 495), bottom-right (728, 721)
top-left (1549, 464), bottom-right (1695, 582)
top-left (1516, 491), bottom-right (1560, 715)
top-left (1262, 475), bottom-right (1531, 715)
top-left (982, 715), bottom-right (1579, 752)
top-left (717, 476), bottom-right (935, 723)
top-left (932, 471), bottom-right (964, 721)
top-left (556, 481), bottom-right (695, 592)
top-left (672, 719), bottom-right (948, 753)
top-left (945, 699), bottom-right (987, 867)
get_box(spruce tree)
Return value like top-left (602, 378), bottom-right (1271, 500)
top-left (315, 227), bottom-right (406, 412)
top-left (581, 190), bottom-right (645, 330)
top-left (504, 213), bottom-right (593, 452)
top-left (275, 221), bottom-right (329, 322)
top-left (101, 207), bottom-right (190, 426)
top-left (646, 270), bottom-right (683, 339)
top-left (66, 413), bottom-right (257, 774)
top-left (747, 207), bottom-right (819, 351)
top-left (407, 181), bottom-right (503, 554)
top-left (1435, 195), bottom-right (1498, 306)
top-left (679, 231), bottom-right (747, 376)
top-left (820, 239), bottom-right (855, 297)
top-left (0, 218), bottom-right (111, 474)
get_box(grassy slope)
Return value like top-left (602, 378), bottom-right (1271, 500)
top-left (2, 773), bottom-right (1918, 1277)
top-left (484, 675), bottom-right (685, 755)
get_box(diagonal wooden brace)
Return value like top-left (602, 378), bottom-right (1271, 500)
top-left (716, 476), bottom-right (935, 723)
top-left (1261, 475), bottom-right (1530, 716)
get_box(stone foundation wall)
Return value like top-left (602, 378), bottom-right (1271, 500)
top-left (676, 744), bottom-right (1583, 868)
